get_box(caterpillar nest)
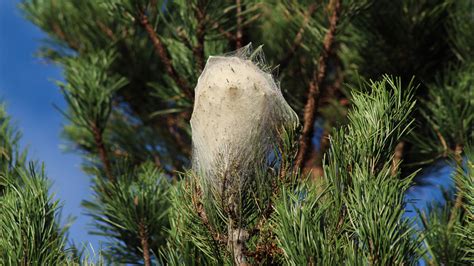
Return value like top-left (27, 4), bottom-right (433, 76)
top-left (190, 45), bottom-right (298, 194)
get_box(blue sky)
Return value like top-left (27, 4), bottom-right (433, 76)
top-left (0, 0), bottom-right (455, 260)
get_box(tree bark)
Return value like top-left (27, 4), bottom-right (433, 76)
top-left (391, 141), bottom-right (405, 177)
top-left (295, 0), bottom-right (341, 171)
top-left (92, 124), bottom-right (114, 182)
top-left (279, 3), bottom-right (318, 71)
top-left (139, 220), bottom-right (151, 266)
top-left (229, 219), bottom-right (249, 265)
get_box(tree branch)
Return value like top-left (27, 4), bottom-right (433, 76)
top-left (138, 220), bottom-right (151, 266)
top-left (50, 1), bottom-right (80, 51)
top-left (165, 113), bottom-right (191, 157)
top-left (211, 20), bottom-right (235, 43)
top-left (391, 141), bottom-right (405, 177)
top-left (92, 124), bottom-right (114, 182)
top-left (192, 183), bottom-right (226, 245)
top-left (229, 221), bottom-right (249, 265)
top-left (138, 11), bottom-right (193, 99)
top-left (51, 22), bottom-right (80, 51)
top-left (448, 143), bottom-right (464, 229)
top-left (295, 0), bottom-right (341, 171)
top-left (435, 129), bottom-right (448, 157)
top-left (193, 4), bottom-right (206, 71)
top-left (279, 3), bottom-right (318, 71)
top-left (97, 20), bottom-right (116, 41)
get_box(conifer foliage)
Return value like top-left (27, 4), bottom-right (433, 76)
top-left (0, 0), bottom-right (472, 265)
top-left (0, 106), bottom-right (71, 265)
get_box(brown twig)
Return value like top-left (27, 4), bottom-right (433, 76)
top-left (435, 129), bottom-right (449, 157)
top-left (235, 0), bottom-right (243, 49)
top-left (279, 3), bottom-right (318, 71)
top-left (391, 141), bottom-right (405, 177)
top-left (295, 0), bottom-right (341, 171)
top-left (51, 22), bottom-right (81, 50)
top-left (138, 11), bottom-right (193, 99)
top-left (138, 220), bottom-right (151, 266)
top-left (305, 62), bottom-right (343, 180)
top-left (97, 21), bottom-right (117, 41)
top-left (92, 124), bottom-right (114, 182)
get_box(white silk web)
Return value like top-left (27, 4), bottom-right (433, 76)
top-left (190, 44), bottom-right (298, 194)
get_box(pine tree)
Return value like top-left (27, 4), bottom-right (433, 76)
top-left (0, 105), bottom-right (72, 265)
top-left (0, 0), bottom-right (471, 265)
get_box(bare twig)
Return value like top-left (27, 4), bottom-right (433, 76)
top-left (279, 3), bottom-right (318, 71)
top-left (295, 0), bottom-right (341, 171)
top-left (138, 11), bottom-right (193, 99)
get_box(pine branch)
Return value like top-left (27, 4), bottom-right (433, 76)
top-left (138, 11), bottom-right (193, 99)
top-left (435, 129), bottom-right (449, 157)
top-left (211, 20), bottom-right (235, 43)
top-left (448, 143), bottom-right (464, 229)
top-left (279, 3), bottom-right (318, 71)
top-left (138, 220), bottom-right (151, 266)
top-left (306, 63), bottom-right (343, 180)
top-left (308, 128), bottom-right (329, 180)
top-left (295, 0), bottom-right (341, 171)
top-left (176, 28), bottom-right (194, 50)
top-left (47, 0), bottom-right (81, 51)
top-left (229, 222), bottom-right (249, 265)
top-left (96, 20), bottom-right (116, 41)
top-left (165, 114), bottom-right (191, 161)
top-left (92, 123), bottom-right (114, 183)
top-left (391, 141), bottom-right (405, 177)
top-left (52, 22), bottom-right (80, 50)
top-left (190, 181), bottom-right (228, 247)
top-left (192, 184), bottom-right (226, 245)
top-left (84, 164), bottom-right (170, 263)
top-left (193, 4), bottom-right (206, 71)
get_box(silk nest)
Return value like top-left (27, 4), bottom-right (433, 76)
top-left (190, 45), bottom-right (298, 194)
